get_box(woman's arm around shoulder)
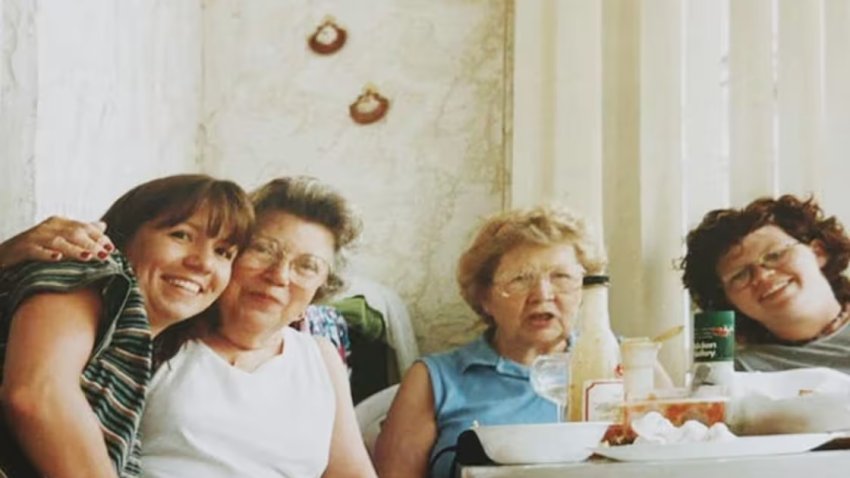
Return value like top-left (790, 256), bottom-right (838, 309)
top-left (1, 288), bottom-right (118, 478)
top-left (0, 216), bottom-right (113, 269)
top-left (314, 337), bottom-right (377, 478)
top-left (374, 361), bottom-right (438, 478)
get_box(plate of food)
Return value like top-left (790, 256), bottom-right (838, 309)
top-left (593, 432), bottom-right (834, 462)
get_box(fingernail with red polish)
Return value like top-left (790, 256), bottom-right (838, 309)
top-left (104, 244), bottom-right (114, 252)
top-left (97, 251), bottom-right (109, 259)
top-left (80, 251), bottom-right (92, 260)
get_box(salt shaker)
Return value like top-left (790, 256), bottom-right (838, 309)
top-left (620, 337), bottom-right (661, 401)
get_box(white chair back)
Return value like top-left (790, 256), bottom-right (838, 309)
top-left (354, 384), bottom-right (400, 458)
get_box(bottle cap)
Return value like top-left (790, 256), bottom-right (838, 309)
top-left (583, 275), bottom-right (609, 286)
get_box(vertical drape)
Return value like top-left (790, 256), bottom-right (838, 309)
top-left (512, 0), bottom-right (850, 380)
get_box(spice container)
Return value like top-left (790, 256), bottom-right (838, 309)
top-left (692, 310), bottom-right (735, 392)
top-left (620, 337), bottom-right (661, 401)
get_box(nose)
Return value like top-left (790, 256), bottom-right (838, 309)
top-left (184, 245), bottom-right (215, 273)
top-left (750, 264), bottom-right (775, 286)
top-left (528, 276), bottom-right (555, 302)
top-left (263, 259), bottom-right (292, 286)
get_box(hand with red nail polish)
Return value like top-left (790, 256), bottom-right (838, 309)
top-left (0, 216), bottom-right (114, 269)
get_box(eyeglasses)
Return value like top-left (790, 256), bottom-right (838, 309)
top-left (240, 236), bottom-right (331, 287)
top-left (494, 268), bottom-right (584, 298)
top-left (720, 242), bottom-right (800, 291)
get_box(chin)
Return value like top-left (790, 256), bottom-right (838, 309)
top-left (529, 328), bottom-right (564, 344)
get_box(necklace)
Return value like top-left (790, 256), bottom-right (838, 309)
top-left (785, 306), bottom-right (850, 345)
top-left (209, 328), bottom-right (284, 355)
top-left (818, 307), bottom-right (850, 338)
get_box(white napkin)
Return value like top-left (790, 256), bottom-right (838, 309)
top-left (631, 411), bottom-right (736, 445)
top-left (729, 367), bottom-right (850, 435)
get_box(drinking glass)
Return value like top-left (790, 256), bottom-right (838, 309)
top-left (529, 352), bottom-right (570, 422)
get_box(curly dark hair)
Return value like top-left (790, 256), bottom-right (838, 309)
top-left (680, 194), bottom-right (850, 344)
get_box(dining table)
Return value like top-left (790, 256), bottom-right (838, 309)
top-left (460, 441), bottom-right (850, 477)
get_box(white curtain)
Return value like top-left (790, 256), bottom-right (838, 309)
top-left (512, 0), bottom-right (850, 382)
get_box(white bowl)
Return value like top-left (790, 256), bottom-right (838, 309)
top-left (473, 422), bottom-right (611, 464)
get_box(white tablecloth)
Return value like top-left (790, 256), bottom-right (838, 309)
top-left (461, 450), bottom-right (850, 478)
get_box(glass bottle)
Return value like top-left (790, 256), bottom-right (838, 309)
top-left (568, 275), bottom-right (622, 422)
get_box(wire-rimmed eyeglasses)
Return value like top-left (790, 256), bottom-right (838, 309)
top-left (720, 242), bottom-right (800, 291)
top-left (241, 236), bottom-right (331, 287)
top-left (494, 268), bottom-right (584, 298)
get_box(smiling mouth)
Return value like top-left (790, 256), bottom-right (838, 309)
top-left (249, 291), bottom-right (283, 306)
top-left (165, 277), bottom-right (203, 294)
top-left (759, 279), bottom-right (791, 301)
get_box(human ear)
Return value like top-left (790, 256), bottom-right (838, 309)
top-left (480, 291), bottom-right (494, 316)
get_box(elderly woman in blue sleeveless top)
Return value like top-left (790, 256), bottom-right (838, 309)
top-left (375, 205), bottom-right (606, 478)
top-left (681, 194), bottom-right (850, 375)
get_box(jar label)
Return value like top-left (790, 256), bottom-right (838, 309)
top-left (583, 380), bottom-right (624, 422)
top-left (693, 311), bottom-right (735, 363)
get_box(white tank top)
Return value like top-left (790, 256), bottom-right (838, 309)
top-left (140, 327), bottom-right (336, 478)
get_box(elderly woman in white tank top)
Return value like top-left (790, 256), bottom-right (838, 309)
top-left (141, 176), bottom-right (374, 477)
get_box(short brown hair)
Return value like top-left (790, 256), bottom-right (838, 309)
top-left (249, 176), bottom-right (362, 302)
top-left (457, 205), bottom-right (606, 325)
top-left (681, 194), bottom-right (850, 343)
top-left (101, 174), bottom-right (254, 252)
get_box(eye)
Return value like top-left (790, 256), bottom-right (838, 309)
top-left (249, 240), bottom-right (274, 254)
top-left (550, 270), bottom-right (581, 286)
top-left (216, 244), bottom-right (238, 260)
top-left (506, 273), bottom-right (534, 290)
top-left (551, 270), bottom-right (577, 280)
top-left (762, 249), bottom-right (786, 264)
top-left (728, 268), bottom-right (750, 287)
top-left (294, 256), bottom-right (324, 276)
top-left (169, 229), bottom-right (192, 241)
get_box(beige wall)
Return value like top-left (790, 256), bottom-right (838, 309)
top-left (0, 0), bottom-right (512, 356)
top-left (199, 0), bottom-right (514, 354)
top-left (0, 0), bottom-right (203, 231)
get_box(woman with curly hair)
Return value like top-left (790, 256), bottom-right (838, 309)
top-left (681, 194), bottom-right (850, 374)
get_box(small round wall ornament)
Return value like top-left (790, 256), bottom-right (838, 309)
top-left (308, 17), bottom-right (347, 55)
top-left (349, 85), bottom-right (390, 125)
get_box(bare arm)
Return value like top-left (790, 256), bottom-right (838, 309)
top-left (316, 338), bottom-right (377, 478)
top-left (1, 289), bottom-right (118, 478)
top-left (0, 216), bottom-right (113, 269)
top-left (374, 362), bottom-right (438, 478)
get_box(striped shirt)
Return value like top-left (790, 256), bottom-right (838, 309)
top-left (0, 254), bottom-right (152, 477)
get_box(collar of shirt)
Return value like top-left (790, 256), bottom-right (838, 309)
top-left (457, 335), bottom-right (529, 379)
